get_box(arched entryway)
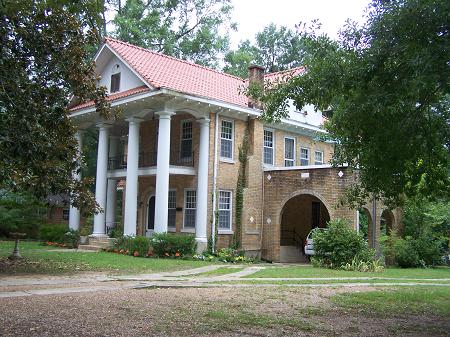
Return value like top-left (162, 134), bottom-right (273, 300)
top-left (146, 195), bottom-right (155, 236)
top-left (380, 209), bottom-right (394, 236)
top-left (280, 193), bottom-right (330, 262)
top-left (358, 207), bottom-right (372, 242)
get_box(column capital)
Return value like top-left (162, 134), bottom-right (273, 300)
top-left (155, 110), bottom-right (175, 119)
top-left (125, 117), bottom-right (144, 124)
top-left (197, 118), bottom-right (211, 126)
top-left (96, 122), bottom-right (113, 130)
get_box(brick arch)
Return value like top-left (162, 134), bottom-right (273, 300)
top-left (138, 186), bottom-right (156, 235)
top-left (277, 189), bottom-right (334, 225)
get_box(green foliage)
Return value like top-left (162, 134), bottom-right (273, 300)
top-left (63, 229), bottom-right (80, 249)
top-left (313, 219), bottom-right (379, 269)
top-left (39, 224), bottom-right (69, 243)
top-left (112, 0), bottom-right (235, 68)
top-left (0, 0), bottom-right (111, 213)
top-left (223, 24), bottom-right (306, 77)
top-left (252, 0), bottom-right (450, 204)
top-left (150, 233), bottom-right (197, 257)
top-left (195, 248), bottom-right (254, 263)
top-left (0, 190), bottom-right (45, 238)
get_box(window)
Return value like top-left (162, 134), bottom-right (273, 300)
top-left (300, 147), bottom-right (309, 166)
top-left (314, 151), bottom-right (324, 165)
top-left (220, 120), bottom-right (234, 159)
top-left (62, 209), bottom-right (70, 221)
top-left (181, 121), bottom-right (192, 159)
top-left (263, 129), bottom-right (274, 165)
top-left (168, 190), bottom-right (176, 228)
top-left (183, 190), bottom-right (196, 229)
top-left (218, 190), bottom-right (232, 231)
top-left (110, 64), bottom-right (121, 93)
top-left (284, 137), bottom-right (295, 167)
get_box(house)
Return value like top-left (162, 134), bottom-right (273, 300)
top-left (69, 37), bottom-right (401, 262)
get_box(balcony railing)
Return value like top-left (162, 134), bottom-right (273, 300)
top-left (108, 151), bottom-right (194, 170)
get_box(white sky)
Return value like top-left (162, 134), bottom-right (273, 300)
top-left (229, 0), bottom-right (371, 48)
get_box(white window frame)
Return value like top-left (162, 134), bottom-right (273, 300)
top-left (167, 189), bottom-right (177, 231)
top-left (110, 64), bottom-right (121, 93)
top-left (300, 147), bottom-right (310, 166)
top-left (180, 119), bottom-right (193, 160)
top-left (314, 150), bottom-right (324, 165)
top-left (218, 190), bottom-right (233, 234)
top-left (263, 128), bottom-right (275, 166)
top-left (284, 137), bottom-right (296, 167)
top-left (220, 119), bottom-right (234, 162)
top-left (182, 188), bottom-right (196, 232)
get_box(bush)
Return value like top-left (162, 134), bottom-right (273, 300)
top-left (313, 219), bottom-right (370, 269)
top-left (39, 223), bottom-right (68, 242)
top-left (63, 229), bottom-right (80, 249)
top-left (151, 233), bottom-right (197, 258)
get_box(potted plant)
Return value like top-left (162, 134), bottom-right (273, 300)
top-left (79, 225), bottom-right (91, 245)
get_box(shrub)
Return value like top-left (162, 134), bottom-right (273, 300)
top-left (151, 233), bottom-right (197, 257)
top-left (313, 219), bottom-right (372, 269)
top-left (63, 229), bottom-right (80, 249)
top-left (39, 223), bottom-right (68, 242)
top-left (129, 236), bottom-right (151, 257)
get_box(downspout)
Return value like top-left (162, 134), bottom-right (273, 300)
top-left (211, 111), bottom-right (220, 253)
top-left (259, 153), bottom-right (265, 259)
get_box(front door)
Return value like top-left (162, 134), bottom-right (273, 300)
top-left (147, 196), bottom-right (155, 231)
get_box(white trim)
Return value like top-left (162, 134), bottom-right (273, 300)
top-left (220, 118), bottom-right (234, 161)
top-left (107, 165), bottom-right (196, 179)
top-left (217, 189), bottom-right (233, 233)
top-left (284, 136), bottom-right (296, 167)
top-left (263, 128), bottom-right (275, 166)
top-left (314, 150), bottom-right (324, 165)
top-left (263, 163), bottom-right (348, 171)
top-left (182, 188), bottom-right (197, 230)
top-left (300, 147), bottom-right (310, 166)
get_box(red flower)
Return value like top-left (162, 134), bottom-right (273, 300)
top-left (133, 251), bottom-right (139, 257)
top-left (175, 252), bottom-right (180, 257)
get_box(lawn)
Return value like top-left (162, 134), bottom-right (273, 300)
top-left (0, 240), bottom-right (213, 275)
top-left (213, 279), bottom-right (450, 285)
top-left (247, 265), bottom-right (450, 279)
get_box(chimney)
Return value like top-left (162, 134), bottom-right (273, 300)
top-left (247, 64), bottom-right (264, 108)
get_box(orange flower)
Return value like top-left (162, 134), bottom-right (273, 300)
top-left (133, 251), bottom-right (139, 257)
top-left (175, 252), bottom-right (180, 257)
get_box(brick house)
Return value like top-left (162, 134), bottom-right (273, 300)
top-left (69, 37), bottom-right (400, 262)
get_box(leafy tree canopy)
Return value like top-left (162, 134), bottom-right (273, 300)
top-left (0, 0), bottom-right (111, 213)
top-left (223, 23), bottom-right (307, 78)
top-left (250, 0), bottom-right (450, 205)
top-left (112, 0), bottom-right (235, 68)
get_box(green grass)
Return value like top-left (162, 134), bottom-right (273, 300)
top-left (332, 287), bottom-right (450, 316)
top-left (247, 265), bottom-right (450, 279)
top-left (212, 279), bottom-right (450, 285)
top-left (0, 240), bottom-right (213, 275)
top-left (190, 266), bottom-right (245, 278)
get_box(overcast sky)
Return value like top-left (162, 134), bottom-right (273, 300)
top-left (229, 0), bottom-right (371, 48)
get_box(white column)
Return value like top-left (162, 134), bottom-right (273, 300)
top-left (195, 118), bottom-right (210, 250)
top-left (105, 136), bottom-right (120, 231)
top-left (123, 118), bottom-right (142, 236)
top-left (92, 123), bottom-right (111, 236)
top-left (69, 131), bottom-right (83, 231)
top-left (154, 110), bottom-right (174, 233)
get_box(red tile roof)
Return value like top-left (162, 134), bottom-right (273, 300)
top-left (105, 37), bottom-right (248, 107)
top-left (70, 38), bottom-right (304, 112)
top-left (70, 85), bottom-right (150, 111)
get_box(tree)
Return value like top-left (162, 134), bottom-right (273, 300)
top-left (250, 0), bottom-right (450, 205)
top-left (112, 0), bottom-right (235, 68)
top-left (0, 0), bottom-right (112, 213)
top-left (223, 24), bottom-right (306, 78)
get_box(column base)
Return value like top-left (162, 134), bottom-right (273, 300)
top-left (195, 237), bottom-right (207, 254)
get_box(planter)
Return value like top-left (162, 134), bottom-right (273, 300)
top-left (79, 236), bottom-right (89, 245)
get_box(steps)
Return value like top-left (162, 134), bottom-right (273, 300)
top-left (279, 245), bottom-right (308, 263)
top-left (78, 236), bottom-right (114, 251)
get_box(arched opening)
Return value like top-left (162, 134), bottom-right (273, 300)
top-left (380, 209), bottom-right (394, 236)
top-left (280, 194), bottom-right (330, 263)
top-left (358, 207), bottom-right (372, 242)
top-left (110, 64), bottom-right (121, 93)
top-left (146, 195), bottom-right (155, 232)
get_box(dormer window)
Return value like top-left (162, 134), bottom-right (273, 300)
top-left (110, 64), bottom-right (121, 93)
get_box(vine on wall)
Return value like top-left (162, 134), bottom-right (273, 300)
top-left (231, 126), bottom-right (249, 249)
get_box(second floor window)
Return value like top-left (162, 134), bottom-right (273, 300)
top-left (110, 64), bottom-right (121, 93)
top-left (183, 190), bottom-right (196, 229)
top-left (314, 151), bottom-right (324, 165)
top-left (168, 190), bottom-right (176, 228)
top-left (300, 147), bottom-right (309, 166)
top-left (181, 121), bottom-right (192, 159)
top-left (220, 120), bottom-right (233, 159)
top-left (263, 129), bottom-right (274, 165)
top-left (284, 137), bottom-right (295, 167)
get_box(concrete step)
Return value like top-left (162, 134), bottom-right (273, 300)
top-left (77, 245), bottom-right (104, 252)
top-left (279, 246), bottom-right (308, 263)
top-left (79, 236), bottom-right (115, 251)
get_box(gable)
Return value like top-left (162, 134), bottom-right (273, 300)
top-left (96, 47), bottom-right (146, 94)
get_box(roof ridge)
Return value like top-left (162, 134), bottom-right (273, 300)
top-left (105, 36), bottom-right (245, 83)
